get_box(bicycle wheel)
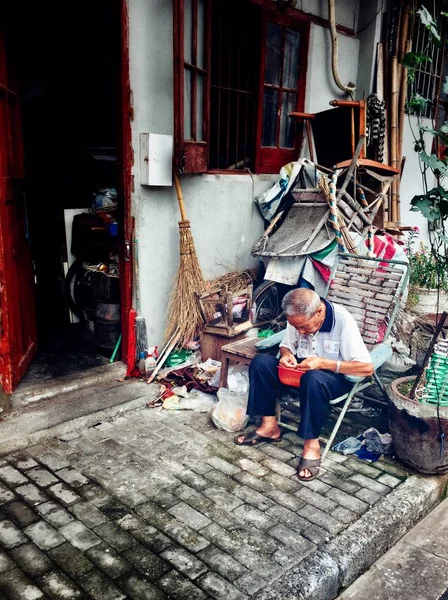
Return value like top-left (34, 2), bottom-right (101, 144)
top-left (252, 280), bottom-right (289, 332)
top-left (64, 259), bottom-right (96, 322)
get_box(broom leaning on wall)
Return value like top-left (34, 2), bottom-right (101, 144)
top-left (165, 174), bottom-right (206, 347)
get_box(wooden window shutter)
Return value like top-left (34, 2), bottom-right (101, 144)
top-left (173, 0), bottom-right (211, 174)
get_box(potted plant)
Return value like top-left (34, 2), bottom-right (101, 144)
top-left (386, 6), bottom-right (448, 474)
top-left (402, 6), bottom-right (448, 317)
top-left (404, 227), bottom-right (448, 316)
top-left (389, 373), bottom-right (448, 474)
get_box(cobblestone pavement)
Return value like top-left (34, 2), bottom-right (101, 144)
top-left (0, 405), bottom-right (410, 600)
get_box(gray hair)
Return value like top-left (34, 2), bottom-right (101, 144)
top-left (281, 288), bottom-right (321, 318)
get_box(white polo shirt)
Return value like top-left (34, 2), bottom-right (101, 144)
top-left (280, 300), bottom-right (372, 365)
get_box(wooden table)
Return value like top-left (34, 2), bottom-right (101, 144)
top-left (219, 337), bottom-right (260, 388)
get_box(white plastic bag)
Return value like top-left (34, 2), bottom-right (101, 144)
top-left (210, 387), bottom-right (249, 432)
top-left (227, 365), bottom-right (249, 393)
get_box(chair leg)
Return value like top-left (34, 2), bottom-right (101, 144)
top-left (373, 372), bottom-right (391, 402)
top-left (276, 396), bottom-right (300, 432)
top-left (321, 387), bottom-right (358, 464)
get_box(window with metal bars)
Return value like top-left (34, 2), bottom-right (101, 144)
top-left (406, 3), bottom-right (446, 119)
top-left (173, 0), bottom-right (309, 175)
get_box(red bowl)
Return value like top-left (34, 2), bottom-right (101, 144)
top-left (277, 365), bottom-right (305, 387)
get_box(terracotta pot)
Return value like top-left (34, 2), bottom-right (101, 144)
top-left (389, 375), bottom-right (448, 474)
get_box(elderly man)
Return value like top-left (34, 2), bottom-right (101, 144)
top-left (235, 288), bottom-right (373, 482)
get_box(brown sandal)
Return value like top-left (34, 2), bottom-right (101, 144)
top-left (234, 430), bottom-right (282, 446)
top-left (297, 457), bottom-right (321, 482)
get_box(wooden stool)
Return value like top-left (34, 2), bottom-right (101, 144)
top-left (219, 337), bottom-right (260, 388)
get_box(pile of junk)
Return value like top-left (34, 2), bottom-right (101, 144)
top-left (65, 187), bottom-right (121, 357)
top-left (134, 136), bottom-right (437, 441)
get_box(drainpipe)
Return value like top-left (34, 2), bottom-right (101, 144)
top-left (328, 0), bottom-right (356, 94)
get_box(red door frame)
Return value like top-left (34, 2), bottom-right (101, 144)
top-left (120, 0), bottom-right (133, 367)
top-left (0, 26), bottom-right (38, 394)
top-left (0, 2), bottom-right (132, 394)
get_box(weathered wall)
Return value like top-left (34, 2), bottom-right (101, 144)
top-left (400, 117), bottom-right (434, 247)
top-left (128, 0), bottom-right (361, 346)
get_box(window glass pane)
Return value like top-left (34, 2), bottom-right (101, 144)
top-left (184, 68), bottom-right (192, 140)
top-left (262, 88), bottom-right (278, 147)
top-left (280, 92), bottom-right (296, 148)
top-left (265, 22), bottom-right (282, 86)
top-left (197, 72), bottom-right (204, 141)
top-left (283, 29), bottom-right (300, 89)
top-left (184, 0), bottom-right (192, 64)
top-left (197, 0), bottom-right (205, 69)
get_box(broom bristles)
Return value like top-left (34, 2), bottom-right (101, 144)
top-left (165, 221), bottom-right (206, 346)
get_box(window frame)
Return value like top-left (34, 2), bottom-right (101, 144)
top-left (173, 0), bottom-right (310, 175)
top-left (255, 10), bottom-right (309, 174)
top-left (173, 0), bottom-right (211, 174)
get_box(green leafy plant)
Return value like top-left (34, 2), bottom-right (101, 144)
top-left (405, 5), bottom-right (448, 286)
top-left (405, 227), bottom-right (448, 292)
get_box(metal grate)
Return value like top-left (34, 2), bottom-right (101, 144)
top-left (251, 194), bottom-right (333, 257)
top-left (209, 0), bottom-right (260, 170)
top-left (407, 3), bottom-right (446, 119)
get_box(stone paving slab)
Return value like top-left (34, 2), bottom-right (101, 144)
top-left (337, 499), bottom-right (448, 600)
top-left (0, 404), bottom-right (445, 600)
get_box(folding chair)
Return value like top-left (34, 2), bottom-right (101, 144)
top-left (267, 253), bottom-right (410, 463)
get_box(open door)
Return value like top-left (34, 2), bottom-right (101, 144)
top-left (0, 26), bottom-right (37, 394)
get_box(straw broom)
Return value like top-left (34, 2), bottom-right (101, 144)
top-left (165, 174), bottom-right (206, 346)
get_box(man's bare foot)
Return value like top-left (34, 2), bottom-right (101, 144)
top-left (234, 416), bottom-right (281, 445)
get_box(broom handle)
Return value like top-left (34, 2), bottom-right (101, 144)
top-left (174, 174), bottom-right (188, 222)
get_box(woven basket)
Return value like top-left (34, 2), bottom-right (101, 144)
top-left (278, 365), bottom-right (305, 387)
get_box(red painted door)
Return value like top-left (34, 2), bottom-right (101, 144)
top-left (0, 29), bottom-right (37, 394)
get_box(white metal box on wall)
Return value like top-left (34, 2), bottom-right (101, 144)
top-left (140, 133), bottom-right (173, 186)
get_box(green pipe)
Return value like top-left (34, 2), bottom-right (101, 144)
top-left (110, 334), bottom-right (122, 363)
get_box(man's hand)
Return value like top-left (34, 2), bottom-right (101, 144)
top-left (299, 356), bottom-right (324, 371)
top-left (279, 352), bottom-right (298, 368)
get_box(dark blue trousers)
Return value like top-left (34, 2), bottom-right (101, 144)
top-left (247, 354), bottom-right (353, 439)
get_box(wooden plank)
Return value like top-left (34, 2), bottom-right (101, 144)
top-left (374, 292), bottom-right (394, 302)
top-left (365, 301), bottom-right (389, 312)
top-left (221, 336), bottom-right (260, 358)
top-left (382, 280), bottom-right (400, 289)
top-left (334, 273), bottom-right (350, 282)
top-left (327, 294), bottom-right (365, 309)
top-left (366, 309), bottom-right (388, 320)
top-left (347, 280), bottom-right (387, 292)
top-left (364, 297), bottom-right (391, 309)
top-left (331, 284), bottom-right (375, 299)
top-left (348, 307), bottom-right (367, 318)
top-left (365, 316), bottom-right (383, 325)
top-left (374, 272), bottom-right (402, 281)
top-left (343, 258), bottom-right (403, 274)
top-left (345, 266), bottom-right (379, 277)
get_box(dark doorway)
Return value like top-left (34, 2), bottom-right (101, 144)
top-left (4, 0), bottom-right (124, 392)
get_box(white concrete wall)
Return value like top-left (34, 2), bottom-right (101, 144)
top-left (400, 116), bottom-right (435, 247)
top-left (128, 0), bottom-right (361, 346)
top-left (355, 0), bottom-right (384, 99)
top-left (305, 23), bottom-right (360, 113)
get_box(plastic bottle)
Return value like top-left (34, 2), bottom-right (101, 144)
top-left (145, 346), bottom-right (158, 373)
top-left (138, 351), bottom-right (147, 375)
